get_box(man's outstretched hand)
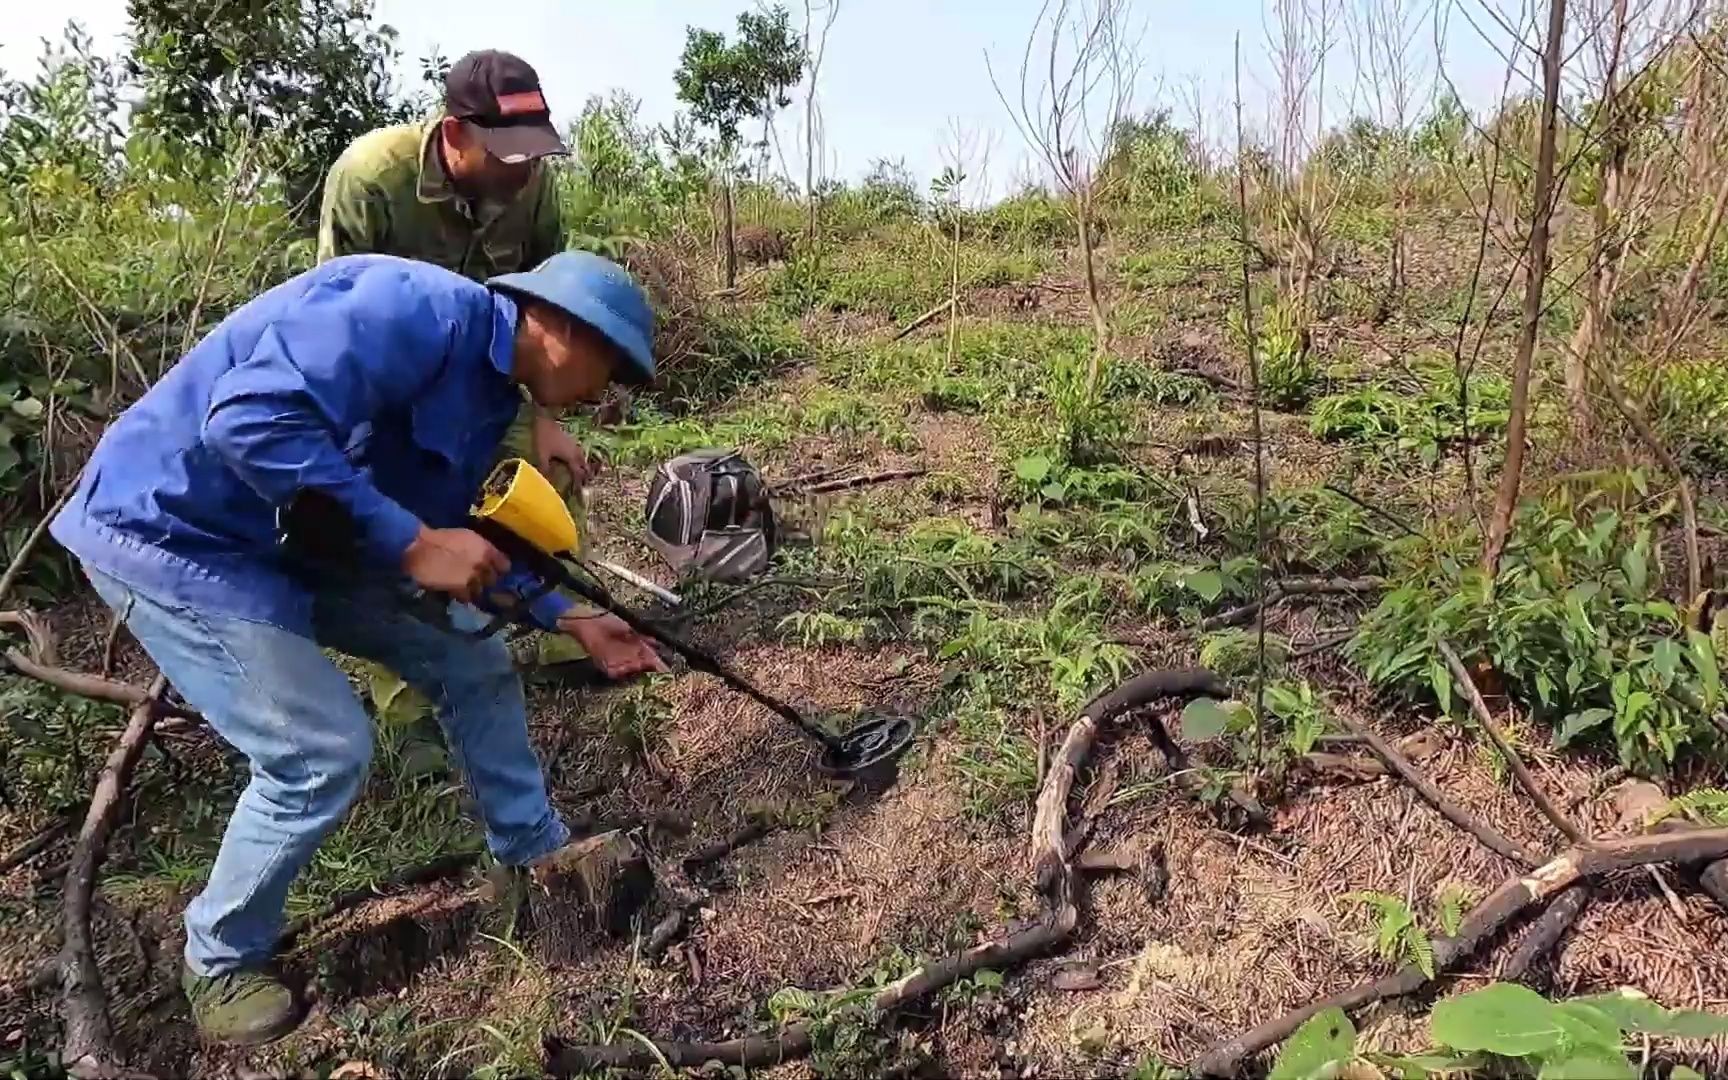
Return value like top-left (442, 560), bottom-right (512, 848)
top-left (403, 526), bottom-right (508, 604)
top-left (531, 412), bottom-right (597, 490)
top-left (557, 611), bottom-right (668, 680)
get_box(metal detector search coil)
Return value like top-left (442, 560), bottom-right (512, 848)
top-left (818, 713), bottom-right (918, 775)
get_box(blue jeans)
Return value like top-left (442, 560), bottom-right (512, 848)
top-left (86, 567), bottom-right (569, 977)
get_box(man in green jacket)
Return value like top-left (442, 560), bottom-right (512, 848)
top-left (318, 50), bottom-right (638, 715)
top-left (318, 48), bottom-right (586, 488)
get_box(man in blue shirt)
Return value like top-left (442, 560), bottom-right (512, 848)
top-left (51, 250), bottom-right (665, 1046)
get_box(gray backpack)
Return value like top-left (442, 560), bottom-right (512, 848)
top-left (644, 449), bottom-right (776, 582)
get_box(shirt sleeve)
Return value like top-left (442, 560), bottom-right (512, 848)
top-left (524, 577), bottom-right (576, 629)
top-left (201, 265), bottom-right (458, 569)
top-left (317, 161), bottom-right (390, 262)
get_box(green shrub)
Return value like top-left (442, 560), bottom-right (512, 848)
top-left (1351, 484), bottom-right (1724, 773)
top-left (1232, 300), bottom-right (1317, 410)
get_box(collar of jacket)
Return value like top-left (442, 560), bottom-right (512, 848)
top-left (416, 119), bottom-right (459, 205)
top-left (485, 289), bottom-right (519, 377)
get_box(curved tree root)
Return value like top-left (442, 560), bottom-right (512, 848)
top-left (1191, 828), bottom-right (1728, 1077)
top-left (546, 669), bottom-right (1224, 1076)
top-left (61, 674), bottom-right (167, 1078)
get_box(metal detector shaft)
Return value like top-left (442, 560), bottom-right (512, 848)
top-left (489, 533), bottom-right (845, 753)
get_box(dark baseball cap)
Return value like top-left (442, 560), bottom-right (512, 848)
top-left (444, 50), bottom-right (568, 164)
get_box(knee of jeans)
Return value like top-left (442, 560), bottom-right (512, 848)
top-left (464, 634), bottom-right (519, 685)
top-left (324, 726), bottom-right (375, 798)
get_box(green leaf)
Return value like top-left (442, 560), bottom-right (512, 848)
top-left (1429, 658), bottom-right (1453, 715)
top-left (1555, 708), bottom-right (1612, 749)
top-left (1671, 1068), bottom-right (1706, 1080)
top-left (972, 969), bottom-right (1004, 990)
top-left (1687, 630), bottom-right (1720, 710)
top-left (1269, 1007), bottom-right (1357, 1080)
top-left (1437, 886), bottom-right (1466, 937)
top-left (1621, 534), bottom-right (1650, 595)
top-left (1652, 638), bottom-right (1681, 683)
top-left (1407, 926), bottom-right (1436, 979)
top-left (1370, 1052), bottom-right (1477, 1079)
top-left (8, 395), bottom-right (43, 420)
top-left (766, 986), bottom-right (819, 1023)
top-left (1572, 989), bottom-right (1728, 1038)
top-left (1537, 1049), bottom-right (1636, 1080)
top-left (367, 665), bottom-right (408, 714)
top-left (1181, 570), bottom-right (1224, 603)
top-left (1534, 670), bottom-right (1556, 709)
top-left (1551, 1001), bottom-right (1623, 1052)
top-left (1181, 697), bottom-right (1236, 742)
top-left (1431, 982), bottom-right (1565, 1058)
top-left (1014, 454), bottom-right (1051, 482)
top-left (1040, 482), bottom-right (1067, 502)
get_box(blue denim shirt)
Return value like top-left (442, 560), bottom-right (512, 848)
top-left (52, 254), bottom-right (570, 635)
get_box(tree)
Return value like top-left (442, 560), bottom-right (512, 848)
top-left (1481, 0), bottom-right (1566, 577)
top-left (673, 5), bottom-right (807, 288)
top-left (989, 0), bottom-right (1139, 400)
top-left (802, 0), bottom-right (841, 242)
top-left (125, 0), bottom-right (411, 221)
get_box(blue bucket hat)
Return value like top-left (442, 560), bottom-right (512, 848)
top-left (489, 251), bottom-right (655, 385)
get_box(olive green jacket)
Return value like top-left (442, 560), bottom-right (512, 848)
top-left (316, 120), bottom-right (563, 281)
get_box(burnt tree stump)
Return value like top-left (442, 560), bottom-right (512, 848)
top-left (527, 830), bottom-right (654, 966)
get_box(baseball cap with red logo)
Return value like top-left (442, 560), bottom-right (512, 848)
top-left (444, 50), bottom-right (568, 164)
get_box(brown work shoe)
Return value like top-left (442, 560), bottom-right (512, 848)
top-left (181, 965), bottom-right (302, 1046)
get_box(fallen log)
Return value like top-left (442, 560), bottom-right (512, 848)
top-left (546, 669), bottom-right (1224, 1076)
top-left (1190, 827), bottom-right (1728, 1077)
top-left (61, 674), bottom-right (166, 1078)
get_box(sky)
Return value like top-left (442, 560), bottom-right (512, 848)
top-left (1, 1), bottom-right (1519, 200)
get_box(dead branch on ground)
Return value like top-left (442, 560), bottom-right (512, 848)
top-left (61, 674), bottom-right (167, 1077)
top-left (1192, 827), bottom-right (1728, 1076)
top-left (1437, 640), bottom-right (1585, 844)
top-left (546, 669), bottom-right (1222, 1075)
top-left (1200, 577), bottom-right (1384, 632)
top-left (1333, 713), bottom-right (1537, 866)
top-left (0, 812), bottom-right (80, 876)
top-left (889, 297), bottom-right (955, 341)
top-left (1500, 883), bottom-right (1591, 980)
top-left (276, 852), bottom-right (484, 953)
top-left (795, 468), bottom-right (928, 496)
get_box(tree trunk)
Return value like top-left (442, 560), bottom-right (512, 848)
top-left (1075, 186), bottom-right (1109, 394)
top-left (721, 178), bottom-right (738, 290)
top-left (1565, 0), bottom-right (1629, 446)
top-left (1482, 0), bottom-right (1568, 577)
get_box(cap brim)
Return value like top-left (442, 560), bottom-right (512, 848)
top-left (476, 121), bottom-right (568, 164)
